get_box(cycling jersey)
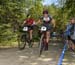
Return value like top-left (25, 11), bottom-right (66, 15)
top-left (70, 24), bottom-right (75, 40)
top-left (23, 18), bottom-right (35, 30)
top-left (25, 18), bottom-right (35, 26)
top-left (40, 15), bottom-right (52, 31)
top-left (41, 15), bottom-right (52, 24)
top-left (65, 23), bottom-right (75, 41)
top-left (65, 23), bottom-right (75, 36)
top-left (65, 24), bottom-right (72, 36)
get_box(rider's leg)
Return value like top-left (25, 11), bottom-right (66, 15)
top-left (45, 31), bottom-right (50, 50)
top-left (29, 30), bottom-right (33, 41)
top-left (69, 40), bottom-right (72, 48)
top-left (72, 43), bottom-right (75, 50)
top-left (46, 31), bottom-right (50, 43)
top-left (71, 39), bottom-right (75, 51)
top-left (67, 36), bottom-right (72, 50)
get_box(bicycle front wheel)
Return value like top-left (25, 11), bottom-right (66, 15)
top-left (18, 34), bottom-right (26, 50)
top-left (39, 34), bottom-right (44, 56)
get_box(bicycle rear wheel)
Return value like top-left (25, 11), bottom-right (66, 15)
top-left (18, 34), bottom-right (26, 50)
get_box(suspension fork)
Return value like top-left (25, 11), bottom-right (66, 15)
top-left (42, 32), bottom-right (47, 44)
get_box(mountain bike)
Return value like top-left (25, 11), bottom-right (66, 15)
top-left (17, 25), bottom-right (34, 50)
top-left (39, 26), bottom-right (48, 56)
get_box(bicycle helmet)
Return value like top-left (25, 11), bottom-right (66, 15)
top-left (43, 10), bottom-right (48, 14)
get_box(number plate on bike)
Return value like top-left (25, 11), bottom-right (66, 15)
top-left (41, 26), bottom-right (47, 31)
top-left (23, 27), bottom-right (28, 31)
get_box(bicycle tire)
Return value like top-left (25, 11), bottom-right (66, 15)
top-left (39, 34), bottom-right (44, 56)
top-left (27, 32), bottom-right (34, 48)
top-left (28, 40), bottom-right (34, 48)
top-left (18, 34), bottom-right (26, 50)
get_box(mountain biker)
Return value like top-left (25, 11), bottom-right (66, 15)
top-left (65, 17), bottom-right (75, 51)
top-left (70, 18), bottom-right (75, 51)
top-left (37, 10), bottom-right (55, 50)
top-left (23, 14), bottom-right (35, 42)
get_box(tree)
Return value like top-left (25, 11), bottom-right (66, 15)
top-left (0, 0), bottom-right (43, 45)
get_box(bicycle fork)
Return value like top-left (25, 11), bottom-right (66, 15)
top-left (43, 33), bottom-right (48, 50)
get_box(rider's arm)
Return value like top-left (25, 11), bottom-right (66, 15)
top-left (66, 23), bottom-right (71, 31)
top-left (36, 16), bottom-right (43, 25)
top-left (35, 18), bottom-right (42, 25)
top-left (51, 19), bottom-right (55, 27)
top-left (22, 20), bottom-right (26, 26)
top-left (48, 15), bottom-right (55, 27)
top-left (36, 19), bottom-right (41, 24)
top-left (32, 21), bottom-right (36, 25)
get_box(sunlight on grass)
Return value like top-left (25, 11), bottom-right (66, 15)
top-left (37, 58), bottom-right (53, 61)
top-left (52, 43), bottom-right (58, 46)
top-left (40, 55), bottom-right (46, 57)
top-left (42, 58), bottom-right (53, 61)
top-left (63, 59), bottom-right (68, 61)
top-left (63, 62), bottom-right (75, 65)
top-left (19, 55), bottom-right (28, 60)
top-left (62, 62), bottom-right (69, 65)
top-left (31, 62), bottom-right (38, 65)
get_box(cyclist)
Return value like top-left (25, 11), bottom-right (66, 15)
top-left (65, 17), bottom-right (75, 51)
top-left (70, 18), bottom-right (75, 51)
top-left (37, 10), bottom-right (55, 50)
top-left (23, 14), bottom-right (35, 42)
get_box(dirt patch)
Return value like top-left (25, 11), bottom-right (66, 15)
top-left (0, 42), bottom-right (62, 65)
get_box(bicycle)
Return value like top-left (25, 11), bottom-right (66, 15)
top-left (17, 25), bottom-right (34, 50)
top-left (39, 26), bottom-right (48, 56)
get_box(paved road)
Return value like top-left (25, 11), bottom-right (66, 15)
top-left (0, 42), bottom-right (63, 65)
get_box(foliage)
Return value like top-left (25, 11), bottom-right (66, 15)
top-left (0, 0), bottom-right (43, 45)
top-left (0, 0), bottom-right (75, 46)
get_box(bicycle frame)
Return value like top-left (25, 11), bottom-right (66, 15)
top-left (18, 26), bottom-right (32, 50)
top-left (41, 31), bottom-right (46, 40)
top-left (39, 28), bottom-right (47, 56)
